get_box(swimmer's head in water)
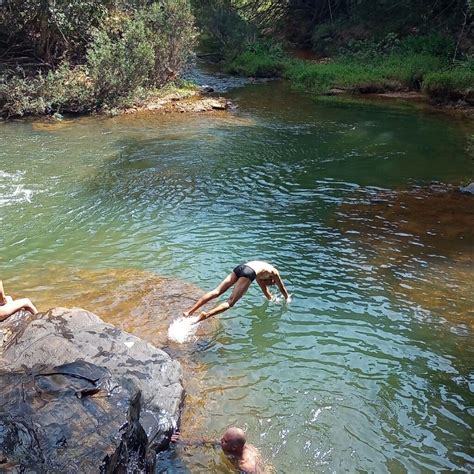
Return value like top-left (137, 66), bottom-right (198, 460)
top-left (221, 427), bottom-right (246, 454)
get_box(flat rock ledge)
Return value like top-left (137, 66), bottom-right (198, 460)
top-left (123, 91), bottom-right (232, 115)
top-left (0, 307), bottom-right (183, 472)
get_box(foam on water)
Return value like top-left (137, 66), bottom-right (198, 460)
top-left (168, 315), bottom-right (200, 343)
top-left (0, 171), bottom-right (33, 207)
top-left (271, 294), bottom-right (292, 304)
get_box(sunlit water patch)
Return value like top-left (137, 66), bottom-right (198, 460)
top-left (1, 80), bottom-right (473, 472)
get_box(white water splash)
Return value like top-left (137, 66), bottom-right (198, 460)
top-left (13, 184), bottom-right (33, 203)
top-left (168, 316), bottom-right (199, 343)
top-left (0, 171), bottom-right (34, 206)
top-left (271, 294), bottom-right (292, 304)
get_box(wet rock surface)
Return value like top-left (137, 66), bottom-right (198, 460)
top-left (0, 308), bottom-right (183, 472)
top-left (8, 268), bottom-right (219, 352)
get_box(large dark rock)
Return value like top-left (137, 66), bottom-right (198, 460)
top-left (0, 308), bottom-right (183, 472)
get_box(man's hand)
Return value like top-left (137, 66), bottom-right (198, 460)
top-left (170, 431), bottom-right (181, 443)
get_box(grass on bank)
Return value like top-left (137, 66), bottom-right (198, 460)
top-left (423, 63), bottom-right (474, 101)
top-left (225, 39), bottom-right (474, 103)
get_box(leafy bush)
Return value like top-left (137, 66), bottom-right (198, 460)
top-left (0, 1), bottom-right (196, 116)
top-left (0, 62), bottom-right (93, 117)
top-left (337, 33), bottom-right (454, 63)
top-left (397, 34), bottom-right (455, 59)
top-left (87, 19), bottom-right (155, 103)
top-left (0, 0), bottom-right (109, 63)
top-left (226, 41), bottom-right (287, 77)
top-left (140, 1), bottom-right (196, 85)
top-left (191, 0), bottom-right (255, 59)
top-left (87, 1), bottom-right (195, 105)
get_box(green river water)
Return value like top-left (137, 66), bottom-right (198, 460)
top-left (1, 80), bottom-right (473, 473)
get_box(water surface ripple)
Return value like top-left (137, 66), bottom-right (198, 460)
top-left (1, 82), bottom-right (473, 472)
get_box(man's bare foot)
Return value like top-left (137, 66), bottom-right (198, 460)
top-left (183, 310), bottom-right (193, 317)
top-left (21, 298), bottom-right (38, 315)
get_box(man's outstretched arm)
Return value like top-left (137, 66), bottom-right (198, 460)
top-left (257, 279), bottom-right (272, 300)
top-left (275, 273), bottom-right (289, 301)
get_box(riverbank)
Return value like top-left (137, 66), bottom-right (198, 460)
top-left (0, 80), bottom-right (232, 120)
top-left (224, 43), bottom-right (474, 114)
top-left (119, 87), bottom-right (231, 115)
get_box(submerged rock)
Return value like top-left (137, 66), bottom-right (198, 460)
top-left (0, 308), bottom-right (183, 472)
top-left (7, 268), bottom-right (219, 351)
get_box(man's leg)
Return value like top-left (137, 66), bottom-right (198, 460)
top-left (184, 272), bottom-right (238, 316)
top-left (198, 277), bottom-right (252, 321)
top-left (0, 298), bottom-right (38, 321)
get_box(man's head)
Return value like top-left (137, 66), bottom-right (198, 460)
top-left (220, 427), bottom-right (246, 454)
top-left (261, 276), bottom-right (276, 286)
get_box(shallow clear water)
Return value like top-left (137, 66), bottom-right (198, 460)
top-left (1, 81), bottom-right (473, 472)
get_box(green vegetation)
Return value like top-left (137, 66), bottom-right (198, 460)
top-left (283, 49), bottom-right (453, 94)
top-left (221, 35), bottom-right (473, 103)
top-left (226, 41), bottom-right (286, 77)
top-left (191, 0), bottom-right (256, 60)
top-left (0, 0), bottom-right (472, 116)
top-left (195, 1), bottom-right (473, 105)
top-left (0, 0), bottom-right (195, 117)
top-left (424, 62), bottom-right (474, 101)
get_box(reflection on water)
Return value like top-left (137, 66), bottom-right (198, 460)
top-left (1, 80), bottom-right (473, 472)
top-left (334, 185), bottom-right (474, 327)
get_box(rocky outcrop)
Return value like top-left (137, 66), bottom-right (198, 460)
top-left (459, 182), bottom-right (474, 194)
top-left (0, 307), bottom-right (183, 472)
top-left (125, 95), bottom-right (232, 114)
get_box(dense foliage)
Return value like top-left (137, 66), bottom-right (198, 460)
top-left (0, 0), bottom-right (195, 116)
top-left (0, 0), bottom-right (472, 116)
top-left (231, 0), bottom-right (472, 54)
top-left (196, 0), bottom-right (473, 103)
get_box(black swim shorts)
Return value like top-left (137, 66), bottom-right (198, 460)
top-left (233, 264), bottom-right (257, 282)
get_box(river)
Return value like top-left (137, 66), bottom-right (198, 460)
top-left (0, 79), bottom-right (472, 472)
